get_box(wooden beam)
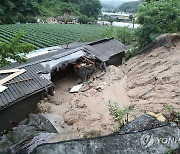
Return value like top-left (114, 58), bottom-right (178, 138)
top-left (0, 69), bottom-right (21, 74)
top-left (0, 69), bottom-right (26, 85)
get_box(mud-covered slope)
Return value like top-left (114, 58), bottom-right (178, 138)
top-left (37, 35), bottom-right (180, 140)
top-left (125, 37), bottom-right (180, 114)
top-left (0, 35), bottom-right (180, 154)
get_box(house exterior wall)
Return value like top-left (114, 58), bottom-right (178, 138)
top-left (106, 52), bottom-right (125, 66)
top-left (0, 92), bottom-right (44, 133)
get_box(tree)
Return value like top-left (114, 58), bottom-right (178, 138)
top-left (101, 27), bottom-right (133, 45)
top-left (118, 0), bottom-right (144, 13)
top-left (79, 0), bottom-right (102, 18)
top-left (0, 31), bottom-right (34, 67)
top-left (135, 0), bottom-right (180, 48)
top-left (0, 0), bottom-right (102, 24)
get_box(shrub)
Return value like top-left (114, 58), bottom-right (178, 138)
top-left (78, 15), bottom-right (89, 24)
top-left (101, 26), bottom-right (135, 45)
top-left (107, 100), bottom-right (133, 128)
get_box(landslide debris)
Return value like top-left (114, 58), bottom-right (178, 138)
top-left (38, 34), bottom-right (180, 142)
top-left (125, 34), bottom-right (180, 116)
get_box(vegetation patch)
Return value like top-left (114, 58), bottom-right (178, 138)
top-left (107, 100), bottom-right (134, 129)
top-left (163, 104), bottom-right (180, 126)
top-left (0, 24), bottom-right (106, 49)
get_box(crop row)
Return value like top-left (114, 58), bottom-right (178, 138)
top-left (0, 24), bottom-right (106, 49)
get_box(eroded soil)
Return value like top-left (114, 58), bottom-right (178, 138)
top-left (38, 40), bottom-right (180, 141)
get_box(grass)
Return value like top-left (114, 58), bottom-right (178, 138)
top-left (163, 104), bottom-right (180, 125)
top-left (0, 24), bottom-right (107, 49)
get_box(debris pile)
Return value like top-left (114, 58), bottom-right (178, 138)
top-left (38, 34), bottom-right (180, 142)
top-left (0, 34), bottom-right (180, 153)
top-left (37, 65), bottom-right (131, 140)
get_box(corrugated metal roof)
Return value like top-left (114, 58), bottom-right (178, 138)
top-left (6, 43), bottom-right (88, 69)
top-left (0, 38), bottom-right (126, 110)
top-left (87, 38), bottom-right (127, 61)
top-left (0, 63), bottom-right (53, 110)
top-left (84, 45), bottom-right (109, 62)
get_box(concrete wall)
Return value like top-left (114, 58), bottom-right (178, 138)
top-left (0, 92), bottom-right (44, 133)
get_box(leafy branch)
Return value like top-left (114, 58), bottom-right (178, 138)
top-left (0, 30), bottom-right (34, 67)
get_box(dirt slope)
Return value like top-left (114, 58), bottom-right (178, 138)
top-left (125, 40), bottom-right (180, 115)
top-left (38, 36), bottom-right (180, 141)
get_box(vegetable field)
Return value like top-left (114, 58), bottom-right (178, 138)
top-left (0, 24), bottom-right (106, 49)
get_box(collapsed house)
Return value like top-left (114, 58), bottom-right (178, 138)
top-left (0, 38), bottom-right (127, 132)
top-left (0, 64), bottom-right (54, 132)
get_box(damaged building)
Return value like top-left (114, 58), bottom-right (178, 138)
top-left (0, 38), bottom-right (127, 132)
top-left (0, 64), bottom-right (54, 132)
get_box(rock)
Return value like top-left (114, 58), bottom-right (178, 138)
top-left (1, 114), bottom-right (180, 154)
top-left (76, 102), bottom-right (87, 108)
top-left (32, 114), bottom-right (180, 154)
top-left (65, 117), bottom-right (77, 125)
top-left (42, 114), bottom-right (71, 134)
top-left (96, 86), bottom-right (104, 92)
top-left (0, 114), bottom-right (58, 154)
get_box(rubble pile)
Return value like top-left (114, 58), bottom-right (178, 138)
top-left (38, 36), bottom-right (180, 142)
top-left (37, 65), bottom-right (131, 140)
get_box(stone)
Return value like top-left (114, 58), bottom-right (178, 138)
top-left (76, 102), bottom-right (87, 108)
top-left (65, 117), bottom-right (77, 125)
top-left (96, 86), bottom-right (104, 92)
top-left (32, 114), bottom-right (180, 154)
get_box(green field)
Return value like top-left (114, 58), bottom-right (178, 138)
top-left (0, 24), bottom-right (106, 49)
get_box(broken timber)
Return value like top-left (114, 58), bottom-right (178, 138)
top-left (0, 69), bottom-right (26, 85)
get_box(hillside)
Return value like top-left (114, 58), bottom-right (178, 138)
top-left (101, 0), bottom-right (125, 9)
top-left (125, 34), bottom-right (180, 115)
top-left (0, 0), bottom-right (101, 24)
top-left (118, 0), bottom-right (144, 13)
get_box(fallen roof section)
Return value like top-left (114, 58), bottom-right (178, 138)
top-left (4, 38), bottom-right (127, 69)
top-left (6, 42), bottom-right (89, 69)
top-left (40, 38), bottom-right (127, 72)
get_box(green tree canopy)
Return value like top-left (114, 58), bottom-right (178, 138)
top-left (135, 0), bottom-right (180, 48)
top-left (0, 0), bottom-right (102, 24)
top-left (0, 31), bottom-right (34, 67)
top-left (118, 0), bottom-right (144, 13)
